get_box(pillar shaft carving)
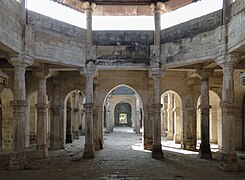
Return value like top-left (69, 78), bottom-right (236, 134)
top-left (215, 54), bottom-right (239, 171)
top-left (149, 68), bottom-right (163, 158)
top-left (182, 79), bottom-right (196, 151)
top-left (198, 69), bottom-right (213, 159)
top-left (35, 69), bottom-right (50, 158)
top-left (8, 55), bottom-right (33, 170)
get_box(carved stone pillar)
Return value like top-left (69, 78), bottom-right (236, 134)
top-left (174, 97), bottom-right (181, 144)
top-left (144, 105), bottom-right (153, 150)
top-left (66, 100), bottom-right (73, 143)
top-left (81, 65), bottom-right (96, 158)
top-left (8, 55), bottom-right (33, 169)
top-left (135, 97), bottom-right (141, 134)
top-left (167, 92), bottom-right (174, 140)
top-left (150, 70), bottom-right (163, 158)
top-left (198, 69), bottom-right (213, 159)
top-left (35, 70), bottom-right (50, 158)
top-left (182, 79), bottom-right (196, 151)
top-left (0, 69), bottom-right (8, 151)
top-left (50, 77), bottom-right (63, 150)
top-left (216, 54), bottom-right (239, 171)
top-left (72, 91), bottom-right (80, 139)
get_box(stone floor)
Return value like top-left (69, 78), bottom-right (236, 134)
top-left (0, 127), bottom-right (245, 180)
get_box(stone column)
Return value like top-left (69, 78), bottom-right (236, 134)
top-left (182, 79), bottom-right (196, 151)
top-left (8, 55), bottom-right (33, 169)
top-left (174, 97), bottom-right (181, 143)
top-left (83, 73), bottom-right (95, 158)
top-left (0, 70), bottom-right (8, 151)
top-left (105, 97), bottom-right (111, 133)
top-left (50, 78), bottom-right (63, 150)
top-left (35, 70), bottom-right (50, 158)
top-left (163, 97), bottom-right (168, 135)
top-left (167, 92), bottom-right (174, 140)
top-left (151, 71), bottom-right (163, 158)
top-left (216, 54), bottom-right (239, 171)
top-left (210, 107), bottom-right (218, 144)
top-left (198, 69), bottom-right (213, 159)
top-left (135, 97), bottom-right (141, 134)
top-left (72, 91), bottom-right (80, 139)
top-left (66, 100), bottom-right (73, 143)
top-left (143, 79), bottom-right (153, 150)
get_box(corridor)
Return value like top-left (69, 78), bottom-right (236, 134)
top-left (0, 127), bottom-right (245, 179)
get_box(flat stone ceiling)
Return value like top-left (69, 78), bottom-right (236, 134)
top-left (52, 0), bottom-right (195, 16)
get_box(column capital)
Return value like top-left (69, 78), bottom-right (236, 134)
top-left (83, 1), bottom-right (96, 12)
top-left (149, 67), bottom-right (164, 78)
top-left (80, 60), bottom-right (97, 77)
top-left (8, 54), bottom-right (33, 67)
top-left (33, 68), bottom-right (51, 79)
top-left (216, 54), bottom-right (239, 68)
top-left (197, 68), bottom-right (214, 80)
top-left (150, 2), bottom-right (166, 13)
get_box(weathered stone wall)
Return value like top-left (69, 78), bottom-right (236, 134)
top-left (161, 27), bottom-right (225, 68)
top-left (28, 11), bottom-right (87, 66)
top-left (160, 10), bottom-right (222, 44)
top-left (0, 0), bottom-right (23, 53)
top-left (228, 0), bottom-right (245, 53)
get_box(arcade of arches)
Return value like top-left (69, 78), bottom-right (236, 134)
top-left (0, 0), bottom-right (245, 174)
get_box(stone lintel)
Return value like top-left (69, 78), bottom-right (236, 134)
top-left (9, 54), bottom-right (33, 67)
top-left (216, 54), bottom-right (239, 67)
top-left (10, 100), bottom-right (28, 107)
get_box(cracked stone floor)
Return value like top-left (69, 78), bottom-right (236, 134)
top-left (0, 127), bottom-right (245, 180)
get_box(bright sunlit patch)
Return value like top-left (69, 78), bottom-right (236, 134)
top-left (161, 0), bottom-right (223, 29)
top-left (132, 143), bottom-right (151, 153)
top-left (26, 0), bottom-right (86, 28)
top-left (27, 0), bottom-right (223, 30)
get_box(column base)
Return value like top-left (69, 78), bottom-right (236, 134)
top-left (72, 131), bottom-right (79, 140)
top-left (174, 134), bottom-right (181, 144)
top-left (51, 139), bottom-right (63, 150)
top-left (167, 131), bottom-right (174, 140)
top-left (66, 134), bottom-right (73, 144)
top-left (181, 138), bottom-right (196, 151)
top-left (199, 143), bottom-right (212, 159)
top-left (152, 144), bottom-right (163, 159)
top-left (99, 138), bottom-right (103, 149)
top-left (144, 138), bottom-right (153, 150)
top-left (94, 138), bottom-right (101, 150)
top-left (9, 152), bottom-right (27, 170)
top-left (36, 144), bottom-right (49, 158)
top-left (218, 152), bottom-right (238, 172)
top-left (83, 143), bottom-right (95, 159)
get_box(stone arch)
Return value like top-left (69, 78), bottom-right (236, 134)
top-left (0, 88), bottom-right (13, 150)
top-left (161, 90), bottom-right (183, 144)
top-left (63, 89), bottom-right (85, 144)
top-left (102, 84), bottom-right (144, 134)
top-left (196, 90), bottom-right (221, 146)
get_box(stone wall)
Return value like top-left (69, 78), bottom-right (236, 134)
top-left (228, 0), bottom-right (245, 53)
top-left (0, 0), bottom-right (23, 53)
top-left (28, 11), bottom-right (87, 66)
top-left (160, 10), bottom-right (222, 44)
